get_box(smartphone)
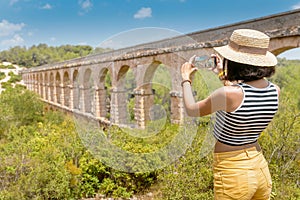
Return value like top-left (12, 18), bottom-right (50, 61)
top-left (194, 56), bottom-right (216, 69)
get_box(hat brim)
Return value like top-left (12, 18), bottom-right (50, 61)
top-left (213, 45), bottom-right (277, 67)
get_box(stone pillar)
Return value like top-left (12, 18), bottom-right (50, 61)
top-left (30, 80), bottom-right (34, 92)
top-left (170, 91), bottom-right (185, 124)
top-left (53, 84), bottom-right (57, 103)
top-left (45, 83), bottom-right (50, 101)
top-left (26, 79), bottom-right (29, 90)
top-left (56, 84), bottom-right (61, 105)
top-left (73, 85), bottom-right (80, 110)
top-left (110, 88), bottom-right (128, 124)
top-left (63, 85), bottom-right (70, 108)
top-left (69, 85), bottom-right (74, 110)
top-left (28, 77), bottom-right (33, 91)
top-left (133, 88), bottom-right (154, 128)
top-left (42, 83), bottom-right (46, 100)
top-left (31, 80), bottom-right (34, 92)
top-left (47, 83), bottom-right (51, 102)
top-left (38, 83), bottom-right (42, 97)
top-left (94, 87), bottom-right (101, 118)
top-left (34, 81), bottom-right (37, 92)
top-left (34, 81), bottom-right (38, 93)
top-left (49, 84), bottom-right (53, 102)
top-left (60, 83), bottom-right (65, 106)
top-left (30, 81), bottom-right (34, 91)
top-left (79, 85), bottom-right (85, 112)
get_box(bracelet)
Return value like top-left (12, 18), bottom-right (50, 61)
top-left (181, 79), bottom-right (192, 87)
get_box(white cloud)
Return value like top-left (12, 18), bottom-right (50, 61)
top-left (292, 2), bottom-right (300, 9)
top-left (50, 37), bottom-right (56, 42)
top-left (1, 34), bottom-right (24, 46)
top-left (134, 7), bottom-right (152, 19)
top-left (41, 3), bottom-right (52, 10)
top-left (0, 20), bottom-right (25, 37)
top-left (79, 0), bottom-right (93, 11)
top-left (9, 0), bottom-right (19, 6)
top-left (78, 42), bottom-right (88, 45)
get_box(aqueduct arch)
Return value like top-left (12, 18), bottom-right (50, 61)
top-left (269, 35), bottom-right (300, 55)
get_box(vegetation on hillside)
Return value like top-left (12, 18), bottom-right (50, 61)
top-left (0, 44), bottom-right (112, 68)
top-left (0, 87), bottom-right (157, 199)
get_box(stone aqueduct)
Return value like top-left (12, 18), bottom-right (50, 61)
top-left (21, 9), bottom-right (300, 128)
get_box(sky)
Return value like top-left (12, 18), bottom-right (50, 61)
top-left (0, 0), bottom-right (300, 59)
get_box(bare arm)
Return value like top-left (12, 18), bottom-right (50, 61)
top-left (182, 82), bottom-right (230, 117)
top-left (181, 61), bottom-right (242, 117)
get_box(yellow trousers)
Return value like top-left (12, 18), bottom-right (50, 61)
top-left (213, 147), bottom-right (272, 200)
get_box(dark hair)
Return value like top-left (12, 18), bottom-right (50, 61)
top-left (224, 59), bottom-right (276, 82)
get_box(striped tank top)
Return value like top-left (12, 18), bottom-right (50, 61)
top-left (213, 82), bottom-right (279, 146)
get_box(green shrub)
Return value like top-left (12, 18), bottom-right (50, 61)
top-left (0, 72), bottom-right (5, 80)
top-left (157, 124), bottom-right (214, 199)
top-left (1, 81), bottom-right (11, 89)
top-left (0, 64), bottom-right (15, 69)
top-left (0, 87), bottom-right (44, 129)
top-left (8, 72), bottom-right (22, 83)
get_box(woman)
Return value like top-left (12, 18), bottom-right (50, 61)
top-left (181, 29), bottom-right (280, 200)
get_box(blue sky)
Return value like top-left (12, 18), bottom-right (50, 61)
top-left (0, 0), bottom-right (300, 59)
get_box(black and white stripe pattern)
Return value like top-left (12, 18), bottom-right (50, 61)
top-left (213, 82), bottom-right (279, 146)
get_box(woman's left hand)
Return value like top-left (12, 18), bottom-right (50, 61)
top-left (210, 54), bottom-right (223, 75)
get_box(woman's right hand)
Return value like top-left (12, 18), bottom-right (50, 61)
top-left (180, 55), bottom-right (199, 81)
top-left (181, 61), bottom-right (197, 81)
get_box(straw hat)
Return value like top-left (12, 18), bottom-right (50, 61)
top-left (214, 29), bottom-right (277, 67)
